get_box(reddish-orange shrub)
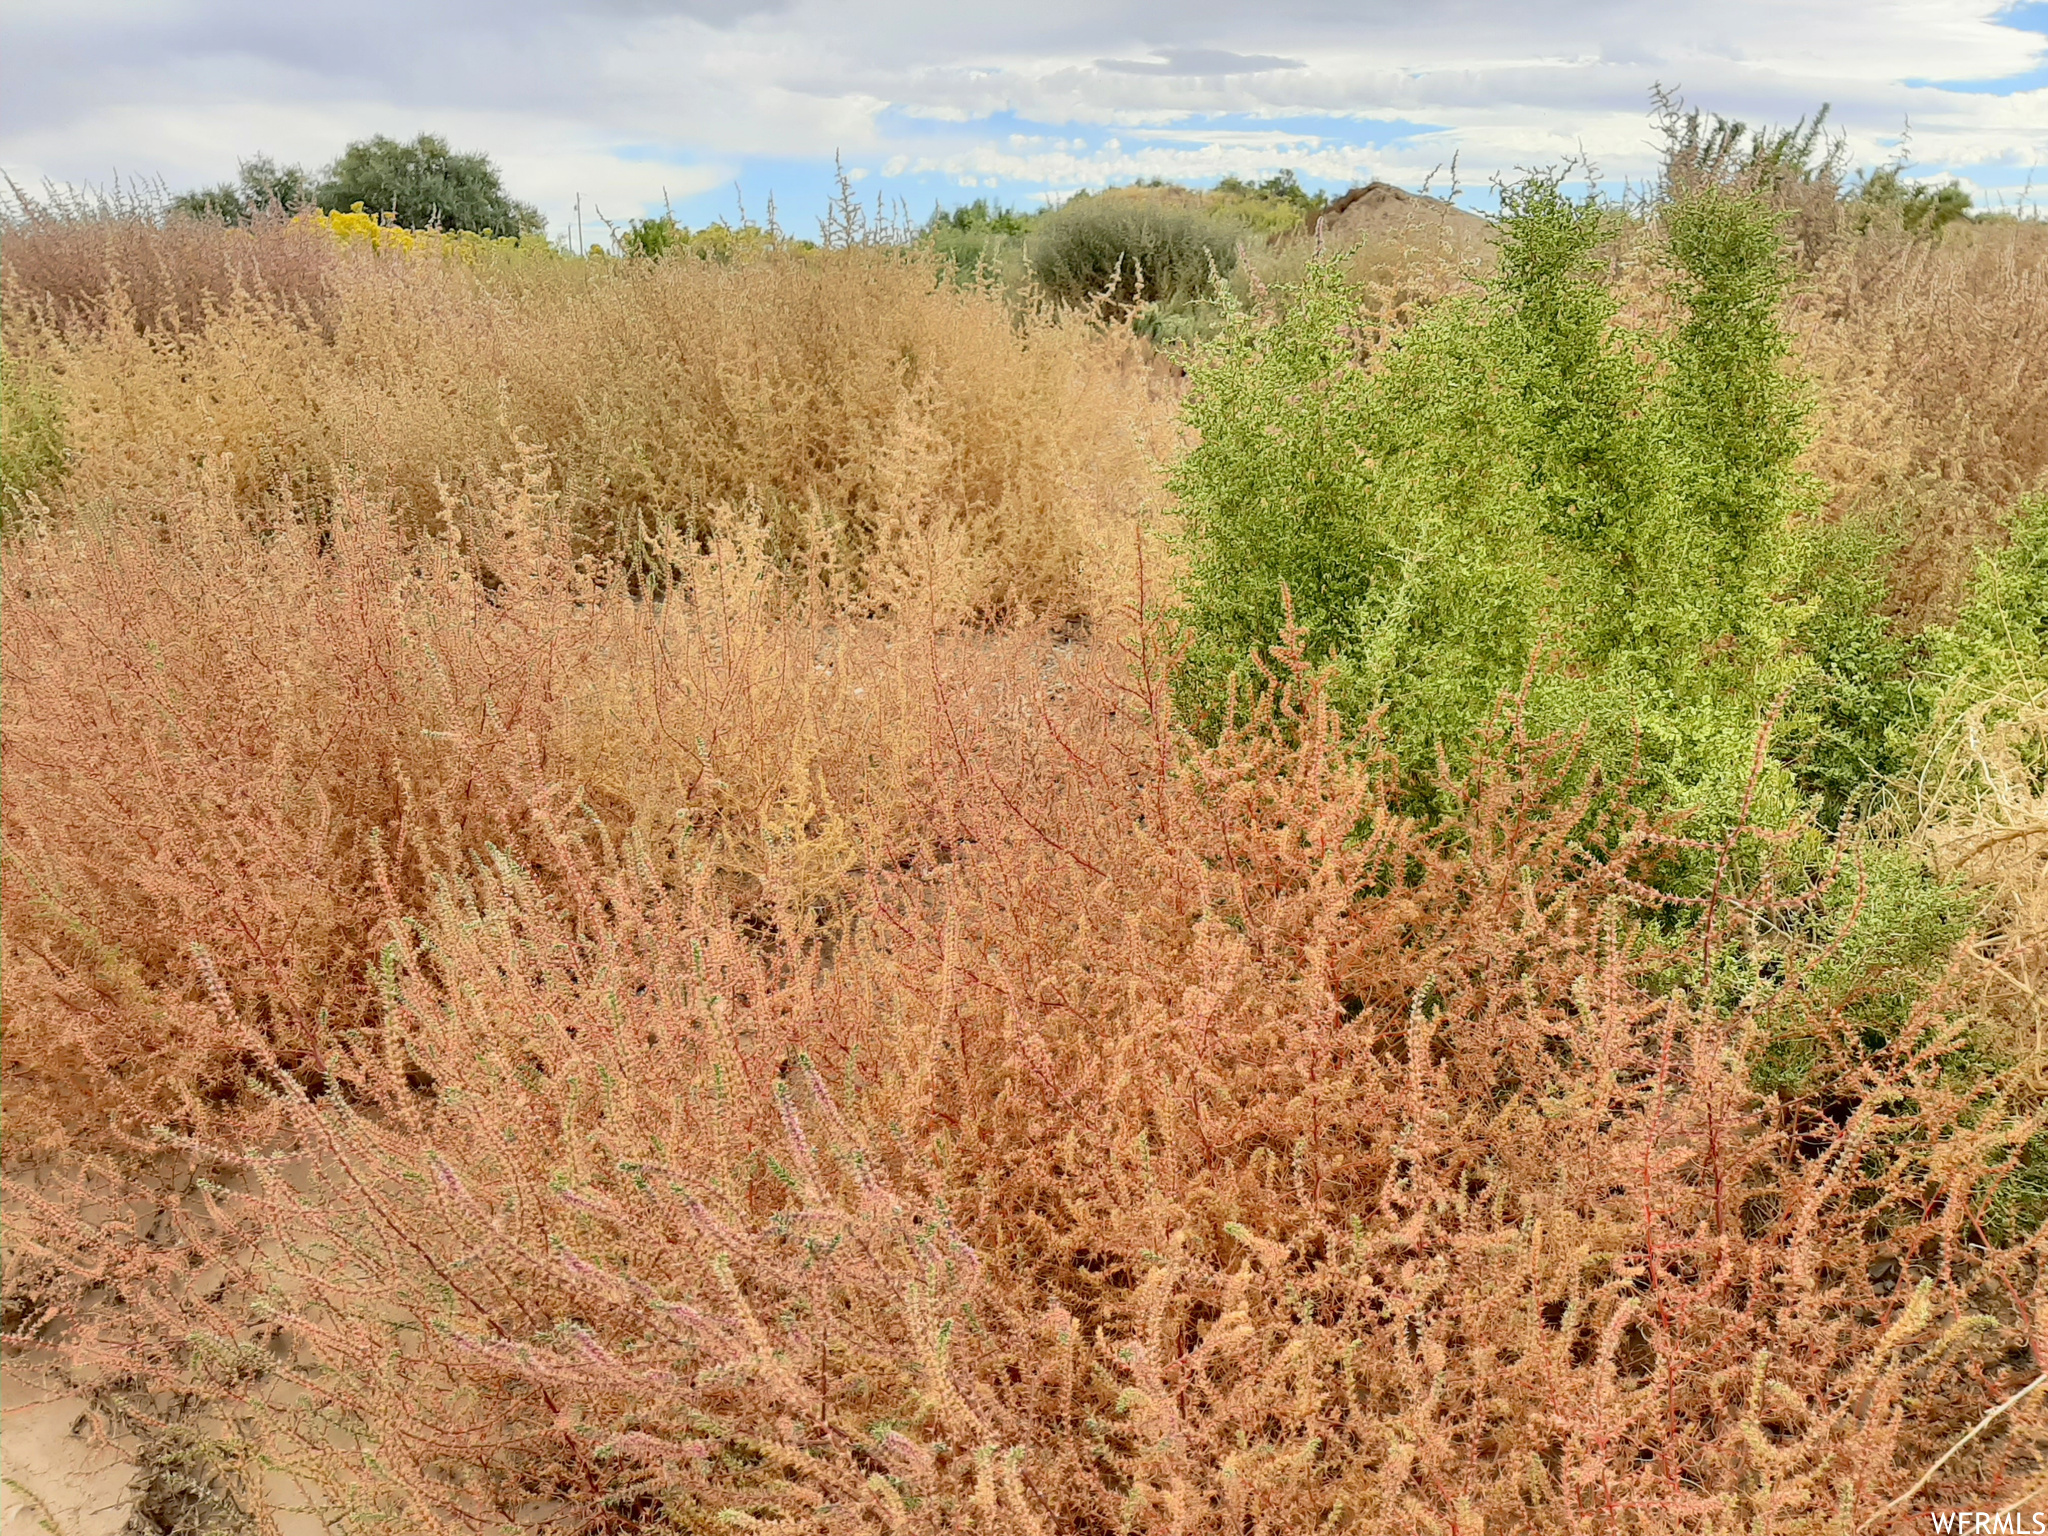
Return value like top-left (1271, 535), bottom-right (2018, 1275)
top-left (1, 190), bottom-right (342, 334)
top-left (0, 478), bottom-right (998, 1156)
top-left (12, 632), bottom-right (2041, 1533)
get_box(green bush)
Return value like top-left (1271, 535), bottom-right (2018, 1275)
top-left (922, 203), bottom-right (1032, 289)
top-left (315, 133), bottom-right (543, 237)
top-left (928, 225), bottom-right (1020, 279)
top-left (1, 347), bottom-right (65, 529)
top-left (1172, 173), bottom-right (1822, 809)
top-left (1935, 493), bottom-right (2048, 680)
top-left (1027, 194), bottom-right (1239, 314)
top-left (932, 197), bottom-right (1036, 237)
top-left (1773, 515), bottom-right (1923, 828)
top-left (1208, 170), bottom-right (1328, 234)
top-left (1850, 165), bottom-right (1974, 240)
top-left (171, 155), bottom-right (315, 223)
top-left (613, 214), bottom-right (801, 263)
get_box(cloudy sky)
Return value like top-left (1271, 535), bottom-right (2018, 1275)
top-left (3, 0), bottom-right (2044, 244)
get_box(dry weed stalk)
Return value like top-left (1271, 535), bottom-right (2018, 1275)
top-left (1906, 681), bottom-right (2048, 1076)
top-left (0, 478), bottom-right (1039, 1157)
top-left (10, 630), bottom-right (2042, 1532)
top-left (5, 225), bottom-right (1170, 621)
top-left (1793, 220), bottom-right (2048, 625)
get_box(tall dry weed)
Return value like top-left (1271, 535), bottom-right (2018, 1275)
top-left (1909, 680), bottom-right (2048, 1076)
top-left (11, 633), bottom-right (2042, 1531)
top-left (1, 186), bottom-right (341, 334)
top-left (6, 231), bottom-right (1169, 621)
top-left (0, 477), bottom-right (1038, 1157)
top-left (1794, 220), bottom-right (2048, 624)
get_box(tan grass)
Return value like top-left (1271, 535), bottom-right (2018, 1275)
top-left (10, 237), bottom-right (1171, 624)
top-left (1904, 680), bottom-right (2048, 1074)
top-left (1794, 218), bottom-right (2048, 625)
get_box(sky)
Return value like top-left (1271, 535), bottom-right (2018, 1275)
top-left (3, 0), bottom-right (2044, 247)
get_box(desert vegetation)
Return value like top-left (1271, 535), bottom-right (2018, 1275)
top-left (2, 103), bottom-right (2044, 1532)
top-left (169, 133), bottom-right (546, 236)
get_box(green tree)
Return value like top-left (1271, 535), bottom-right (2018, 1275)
top-left (315, 134), bottom-right (543, 236)
top-left (171, 155), bottom-right (315, 222)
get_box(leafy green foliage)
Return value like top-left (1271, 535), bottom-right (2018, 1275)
top-left (614, 212), bottom-right (686, 259)
top-left (170, 155), bottom-right (316, 223)
top-left (1850, 166), bottom-right (1974, 240)
top-left (1, 347), bottom-right (65, 529)
top-left (613, 213), bottom-right (801, 262)
top-left (1942, 494), bottom-right (2048, 677)
top-left (1773, 519), bottom-right (1923, 828)
top-left (315, 133), bottom-right (543, 236)
top-left (924, 200), bottom-right (1037, 287)
top-left (931, 197), bottom-right (1037, 237)
top-left (1902, 493), bottom-right (2048, 816)
top-left (1208, 169), bottom-right (1329, 233)
top-left (1172, 173), bottom-right (1821, 809)
top-left (1027, 194), bottom-right (1239, 314)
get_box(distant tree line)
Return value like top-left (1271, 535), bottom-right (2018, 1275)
top-left (173, 133), bottom-right (544, 237)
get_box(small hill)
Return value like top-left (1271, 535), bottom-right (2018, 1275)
top-left (1309, 180), bottom-right (1494, 259)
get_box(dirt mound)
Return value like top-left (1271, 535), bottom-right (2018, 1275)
top-left (1309, 180), bottom-right (1494, 259)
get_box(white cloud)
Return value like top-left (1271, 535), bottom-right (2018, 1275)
top-left (1096, 49), bottom-right (1309, 76)
top-left (3, 0), bottom-right (2043, 239)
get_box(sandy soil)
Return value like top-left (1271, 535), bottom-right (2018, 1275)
top-left (1, 1366), bottom-right (141, 1536)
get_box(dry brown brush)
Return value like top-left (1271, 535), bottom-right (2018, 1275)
top-left (6, 196), bottom-right (2047, 1534)
top-left (10, 631), bottom-right (2043, 1532)
top-left (4, 216), bottom-right (1168, 621)
top-left (2, 183), bottom-right (343, 334)
top-left (0, 479), bottom-right (1048, 1157)
top-left (1793, 218), bottom-right (2048, 626)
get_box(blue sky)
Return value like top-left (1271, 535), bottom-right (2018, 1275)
top-left (3, 0), bottom-right (2043, 244)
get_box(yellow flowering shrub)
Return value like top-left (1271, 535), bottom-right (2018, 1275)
top-left (308, 203), bottom-right (555, 263)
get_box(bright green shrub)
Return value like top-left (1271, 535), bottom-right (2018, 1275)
top-left (1, 347), bottom-right (65, 528)
top-left (1173, 173), bottom-right (1819, 809)
top-left (1773, 517), bottom-right (1922, 827)
top-left (1208, 170), bottom-right (1327, 234)
top-left (1028, 194), bottom-right (1239, 313)
top-left (614, 214), bottom-right (801, 263)
top-left (1936, 493), bottom-right (2048, 682)
top-left (928, 226), bottom-right (1027, 289)
top-left (615, 212), bottom-right (686, 259)
top-left (926, 202), bottom-right (1035, 289)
